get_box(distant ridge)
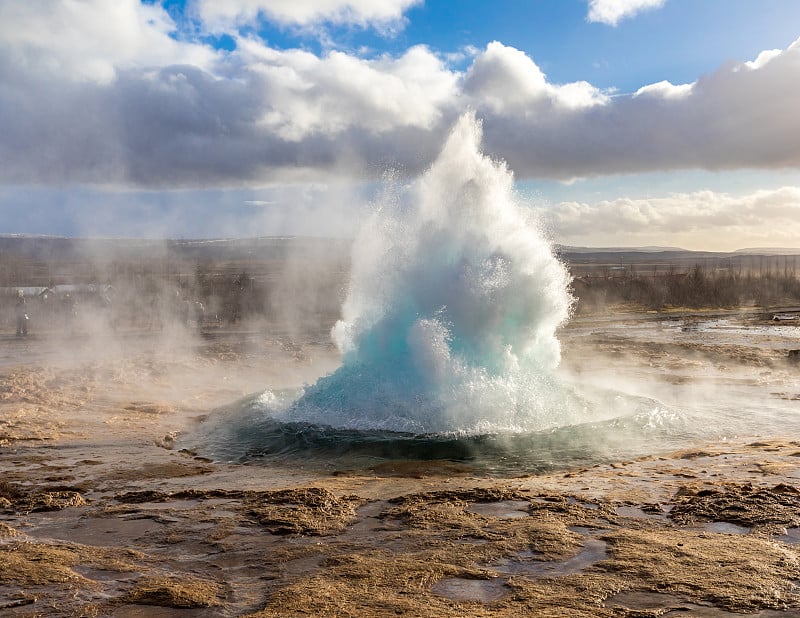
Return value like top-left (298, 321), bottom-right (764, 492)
top-left (558, 245), bottom-right (687, 253)
top-left (734, 247), bottom-right (800, 255)
top-left (0, 233), bottom-right (63, 239)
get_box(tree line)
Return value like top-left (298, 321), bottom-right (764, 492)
top-left (572, 265), bottom-right (800, 313)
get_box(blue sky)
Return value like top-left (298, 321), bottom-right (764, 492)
top-left (1, 0), bottom-right (800, 250)
top-left (204, 0), bottom-right (800, 92)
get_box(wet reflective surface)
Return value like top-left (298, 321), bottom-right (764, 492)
top-left (430, 577), bottom-right (509, 602)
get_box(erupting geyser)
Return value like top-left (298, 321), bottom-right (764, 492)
top-left (192, 113), bottom-right (675, 467)
top-left (269, 112), bottom-right (579, 435)
top-left (189, 114), bottom-right (793, 468)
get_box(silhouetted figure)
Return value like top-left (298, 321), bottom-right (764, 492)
top-left (100, 289), bottom-right (115, 331)
top-left (194, 301), bottom-right (205, 330)
top-left (15, 291), bottom-right (28, 336)
top-left (179, 296), bottom-right (191, 325)
top-left (62, 293), bottom-right (77, 335)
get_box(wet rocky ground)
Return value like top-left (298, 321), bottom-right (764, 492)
top-left (1, 314), bottom-right (799, 616)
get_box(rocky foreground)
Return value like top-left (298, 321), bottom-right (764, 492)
top-left (1, 314), bottom-right (800, 617)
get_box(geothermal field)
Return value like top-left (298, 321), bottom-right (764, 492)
top-left (2, 119), bottom-right (800, 617)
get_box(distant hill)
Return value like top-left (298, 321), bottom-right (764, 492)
top-left (558, 245), bottom-right (687, 254)
top-left (734, 247), bottom-right (800, 255)
top-left (562, 245), bottom-right (800, 256)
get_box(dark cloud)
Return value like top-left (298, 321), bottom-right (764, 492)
top-left (1, 14), bottom-right (799, 189)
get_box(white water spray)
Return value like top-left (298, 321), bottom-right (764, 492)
top-left (268, 113), bottom-right (583, 434)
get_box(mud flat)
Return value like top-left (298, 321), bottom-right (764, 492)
top-left (1, 314), bottom-right (800, 617)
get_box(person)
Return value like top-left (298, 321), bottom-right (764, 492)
top-left (62, 293), bottom-right (77, 335)
top-left (15, 290), bottom-right (28, 336)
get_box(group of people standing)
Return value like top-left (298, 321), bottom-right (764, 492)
top-left (11, 289), bottom-right (79, 337)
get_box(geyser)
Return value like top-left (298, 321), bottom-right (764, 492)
top-left (270, 112), bottom-right (579, 434)
top-left (193, 113), bottom-right (670, 468)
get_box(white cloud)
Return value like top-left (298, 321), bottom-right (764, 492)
top-left (587, 0), bottom-right (666, 26)
top-left (743, 49), bottom-right (782, 71)
top-left (238, 39), bottom-right (458, 140)
top-left (546, 187), bottom-right (800, 251)
top-left (634, 80), bottom-right (693, 99)
top-left (194, 0), bottom-right (421, 32)
top-left (0, 0), bottom-right (215, 83)
top-left (463, 41), bottom-right (609, 112)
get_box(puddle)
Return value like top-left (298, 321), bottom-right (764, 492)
top-left (566, 497), bottom-right (599, 510)
top-left (466, 500), bottom-right (530, 519)
top-left (346, 501), bottom-right (400, 534)
top-left (72, 565), bottom-right (139, 582)
top-left (703, 522), bottom-right (750, 535)
top-left (664, 607), bottom-right (800, 617)
top-left (614, 506), bottom-right (668, 520)
top-left (430, 577), bottom-right (509, 602)
top-left (454, 537), bottom-right (489, 545)
top-left (531, 496), bottom-right (562, 504)
top-left (606, 590), bottom-right (689, 610)
top-left (115, 499), bottom-right (237, 511)
top-left (609, 592), bottom-right (800, 617)
top-left (111, 605), bottom-right (210, 617)
top-left (569, 525), bottom-right (610, 536)
top-left (27, 513), bottom-right (162, 546)
top-left (338, 501), bottom-right (410, 552)
top-left (489, 539), bottom-right (607, 578)
top-left (0, 593), bottom-right (37, 612)
top-left (282, 555), bottom-right (324, 577)
top-left (777, 527), bottom-right (800, 545)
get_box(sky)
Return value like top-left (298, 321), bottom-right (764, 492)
top-left (1, 0), bottom-right (800, 250)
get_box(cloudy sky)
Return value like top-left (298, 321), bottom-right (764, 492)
top-left (1, 0), bottom-right (800, 250)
